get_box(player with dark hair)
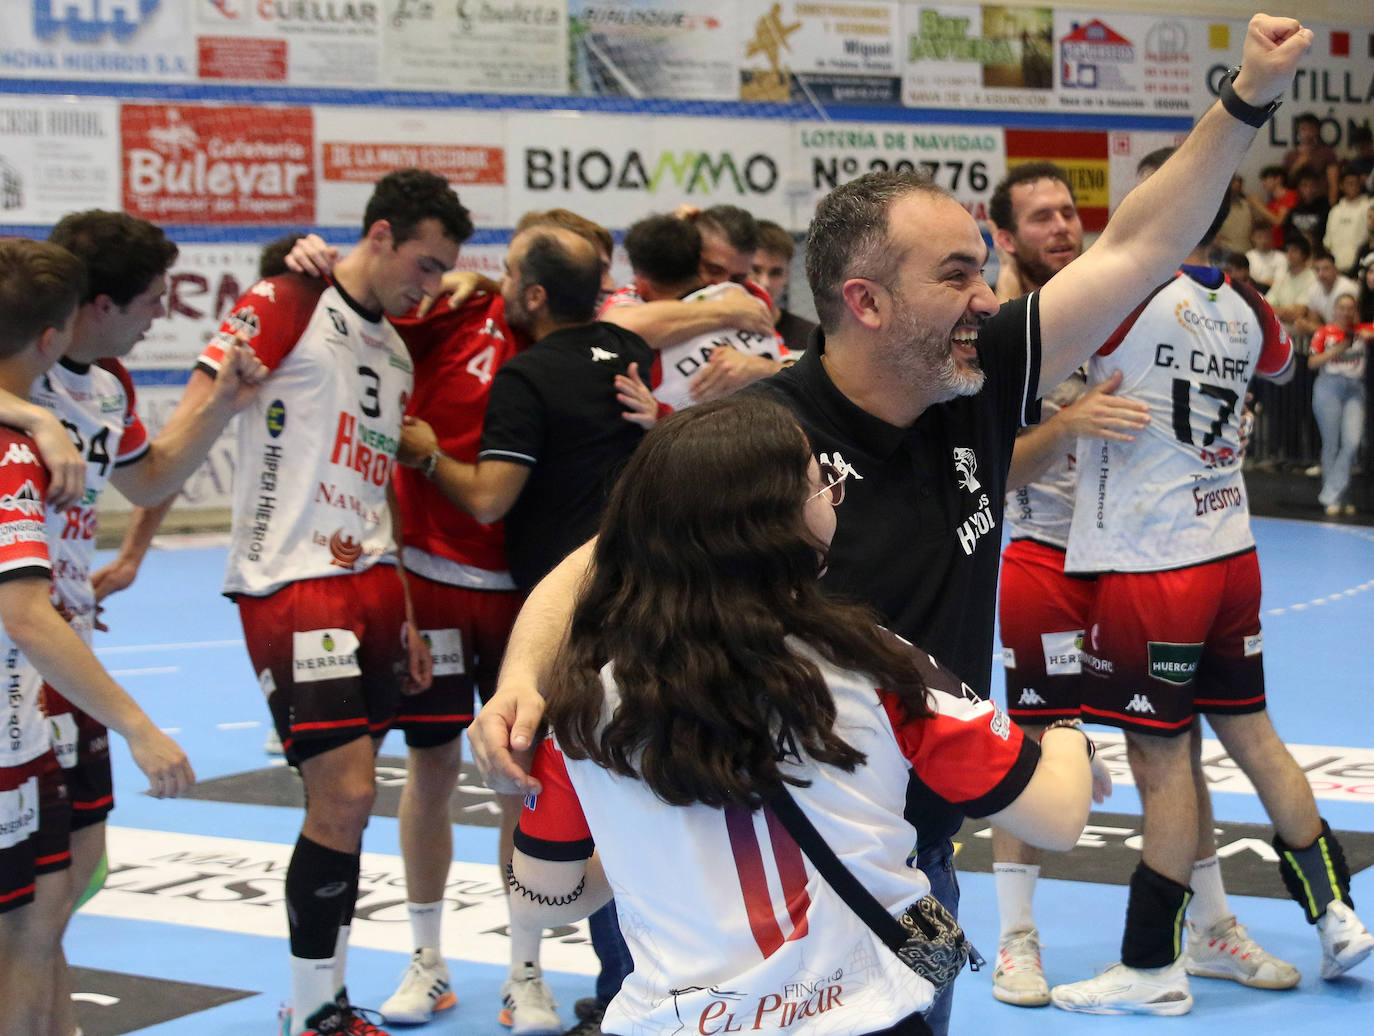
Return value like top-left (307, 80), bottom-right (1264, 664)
top-left (751, 219), bottom-right (817, 354)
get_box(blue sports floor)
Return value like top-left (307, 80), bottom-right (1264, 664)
top-left (68, 515), bottom-right (1374, 1034)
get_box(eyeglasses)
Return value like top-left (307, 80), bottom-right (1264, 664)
top-left (808, 461), bottom-right (848, 507)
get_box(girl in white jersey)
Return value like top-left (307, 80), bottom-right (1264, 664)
top-left (502, 396), bottom-right (1096, 1036)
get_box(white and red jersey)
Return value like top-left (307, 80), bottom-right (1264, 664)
top-left (1066, 266), bottom-right (1293, 574)
top-left (205, 275), bottom-right (413, 597)
top-left (1005, 373), bottom-right (1087, 550)
top-left (600, 282), bottom-right (787, 411)
top-left (1310, 322), bottom-right (1371, 382)
top-left (390, 293), bottom-right (521, 590)
top-left (0, 426), bottom-right (54, 768)
top-left (518, 638), bottom-right (1036, 1035)
top-left (30, 359), bottom-right (149, 638)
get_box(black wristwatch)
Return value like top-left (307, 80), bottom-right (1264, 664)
top-left (420, 449), bottom-right (442, 479)
top-left (1219, 66), bottom-right (1281, 128)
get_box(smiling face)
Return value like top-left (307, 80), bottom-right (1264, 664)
top-left (879, 193), bottom-right (998, 404)
top-left (998, 177), bottom-right (1083, 291)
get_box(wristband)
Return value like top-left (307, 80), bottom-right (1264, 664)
top-left (1219, 66), bottom-right (1281, 129)
top-left (1039, 717), bottom-right (1096, 761)
top-left (420, 449), bottom-right (442, 479)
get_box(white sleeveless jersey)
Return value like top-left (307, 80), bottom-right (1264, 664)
top-left (1005, 373), bottom-right (1087, 549)
top-left (203, 276), bottom-right (413, 597)
top-left (1066, 267), bottom-right (1292, 574)
top-left (30, 359), bottom-right (150, 639)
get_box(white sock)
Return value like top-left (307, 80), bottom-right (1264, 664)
top-left (407, 900), bottom-right (444, 953)
top-left (290, 956), bottom-right (337, 1035)
top-left (1189, 856), bottom-right (1230, 930)
top-left (994, 862), bottom-right (1040, 936)
top-left (333, 924), bottom-right (350, 997)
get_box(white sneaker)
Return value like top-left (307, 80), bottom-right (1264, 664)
top-left (1185, 915), bottom-right (1300, 989)
top-left (1317, 901), bottom-right (1374, 980)
top-left (264, 726), bottom-right (284, 755)
top-left (380, 948), bottom-right (456, 1024)
top-left (500, 962), bottom-right (561, 1036)
top-left (992, 927), bottom-right (1050, 1006)
top-left (1050, 957), bottom-right (1193, 1016)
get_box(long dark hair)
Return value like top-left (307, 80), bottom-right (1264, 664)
top-left (547, 395), bottom-right (932, 809)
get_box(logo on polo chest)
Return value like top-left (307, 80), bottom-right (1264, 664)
top-left (952, 447), bottom-right (981, 493)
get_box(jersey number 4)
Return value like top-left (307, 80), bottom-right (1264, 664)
top-left (62, 421), bottom-right (112, 479)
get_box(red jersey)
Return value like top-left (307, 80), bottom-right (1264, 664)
top-left (391, 294), bottom-right (522, 577)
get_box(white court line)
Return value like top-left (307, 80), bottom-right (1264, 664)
top-left (216, 721), bottom-right (263, 730)
top-left (97, 638), bottom-right (245, 655)
top-left (107, 666), bottom-right (179, 677)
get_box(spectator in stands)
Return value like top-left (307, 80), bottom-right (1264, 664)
top-left (1298, 249), bottom-right (1361, 334)
top-left (1327, 166), bottom-right (1374, 275)
top-left (1224, 251), bottom-right (1253, 287)
top-left (1345, 126), bottom-right (1373, 187)
top-left (752, 219), bottom-right (818, 354)
top-left (1281, 168), bottom-right (1331, 250)
top-left (1360, 254), bottom-right (1374, 324)
top-left (1216, 175), bottom-right (1255, 256)
top-left (1255, 164), bottom-right (1297, 248)
top-left (1308, 291), bottom-right (1370, 516)
top-left (1283, 112), bottom-right (1339, 200)
top-left (1246, 221), bottom-right (1285, 292)
top-left (1266, 234), bottom-right (1317, 335)
top-left (1352, 205), bottom-right (1374, 281)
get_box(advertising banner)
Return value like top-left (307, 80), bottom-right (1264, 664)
top-left (507, 112), bottom-right (793, 228)
top-left (1004, 127), bottom-right (1108, 230)
top-left (1054, 12), bottom-right (1196, 117)
top-left (0, 97), bottom-right (120, 223)
top-left (121, 104), bottom-right (315, 225)
top-left (191, 0), bottom-right (383, 87)
top-left (740, 0), bottom-right (903, 107)
top-left (385, 0), bottom-right (568, 95)
top-left (902, 3), bottom-right (1055, 111)
top-left (315, 108), bottom-right (507, 229)
top-left (792, 120), bottom-right (1005, 226)
top-left (570, 1), bottom-right (736, 100)
top-left (1, 0), bottom-right (193, 82)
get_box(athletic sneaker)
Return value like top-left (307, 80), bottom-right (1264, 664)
top-left (265, 726), bottom-right (284, 755)
top-left (286, 999), bottom-right (393, 1035)
top-left (1050, 957), bottom-right (1194, 1016)
top-left (380, 948), bottom-right (457, 1023)
top-left (500, 962), bottom-right (561, 1035)
top-left (1317, 901), bottom-right (1374, 980)
top-left (992, 927), bottom-right (1050, 1006)
top-left (1184, 915), bottom-right (1300, 989)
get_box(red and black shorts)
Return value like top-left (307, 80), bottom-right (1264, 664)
top-left (237, 565), bottom-right (407, 767)
top-left (0, 751), bottom-right (71, 914)
top-left (42, 690), bottom-right (113, 831)
top-left (1078, 550), bottom-right (1267, 737)
top-left (392, 575), bottom-right (523, 749)
top-left (999, 539), bottom-right (1096, 725)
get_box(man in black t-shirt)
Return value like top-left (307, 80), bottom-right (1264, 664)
top-left (397, 224), bottom-right (653, 592)
top-left (471, 19), bottom-right (1314, 1036)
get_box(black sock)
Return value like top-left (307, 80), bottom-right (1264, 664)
top-left (1121, 862), bottom-right (1192, 968)
top-left (1275, 818), bottom-right (1353, 923)
top-left (339, 849), bottom-right (361, 928)
top-left (285, 834), bottom-right (359, 959)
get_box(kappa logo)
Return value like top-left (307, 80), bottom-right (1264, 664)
top-left (481, 318), bottom-right (507, 342)
top-left (589, 346), bottom-right (618, 363)
top-left (989, 707), bottom-right (1011, 740)
top-left (952, 447), bottom-right (981, 493)
top-left (1125, 693), bottom-right (1156, 714)
top-left (1018, 688), bottom-right (1047, 706)
top-left (820, 450), bottom-right (864, 483)
top-left (0, 442), bottom-right (38, 466)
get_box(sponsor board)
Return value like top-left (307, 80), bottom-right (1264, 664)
top-left (191, 0), bottom-right (383, 87)
top-left (314, 107), bottom-right (507, 228)
top-left (571, 1), bottom-right (736, 101)
top-left (1004, 127), bottom-right (1109, 231)
top-left (740, 0), bottom-right (903, 106)
top-left (386, 0), bottom-right (567, 95)
top-left (507, 111), bottom-right (793, 228)
top-left (121, 103), bottom-right (315, 225)
top-left (0, 96), bottom-right (120, 222)
top-left (901, 3), bottom-right (1055, 111)
top-left (90, 827), bottom-right (597, 974)
top-left (1055, 13), bottom-right (1196, 116)
top-left (955, 809), bottom-right (1374, 898)
top-left (2, 0), bottom-right (193, 82)
top-left (69, 967), bottom-right (253, 1036)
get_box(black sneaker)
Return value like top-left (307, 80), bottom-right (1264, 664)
top-left (563, 999), bottom-right (605, 1035)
